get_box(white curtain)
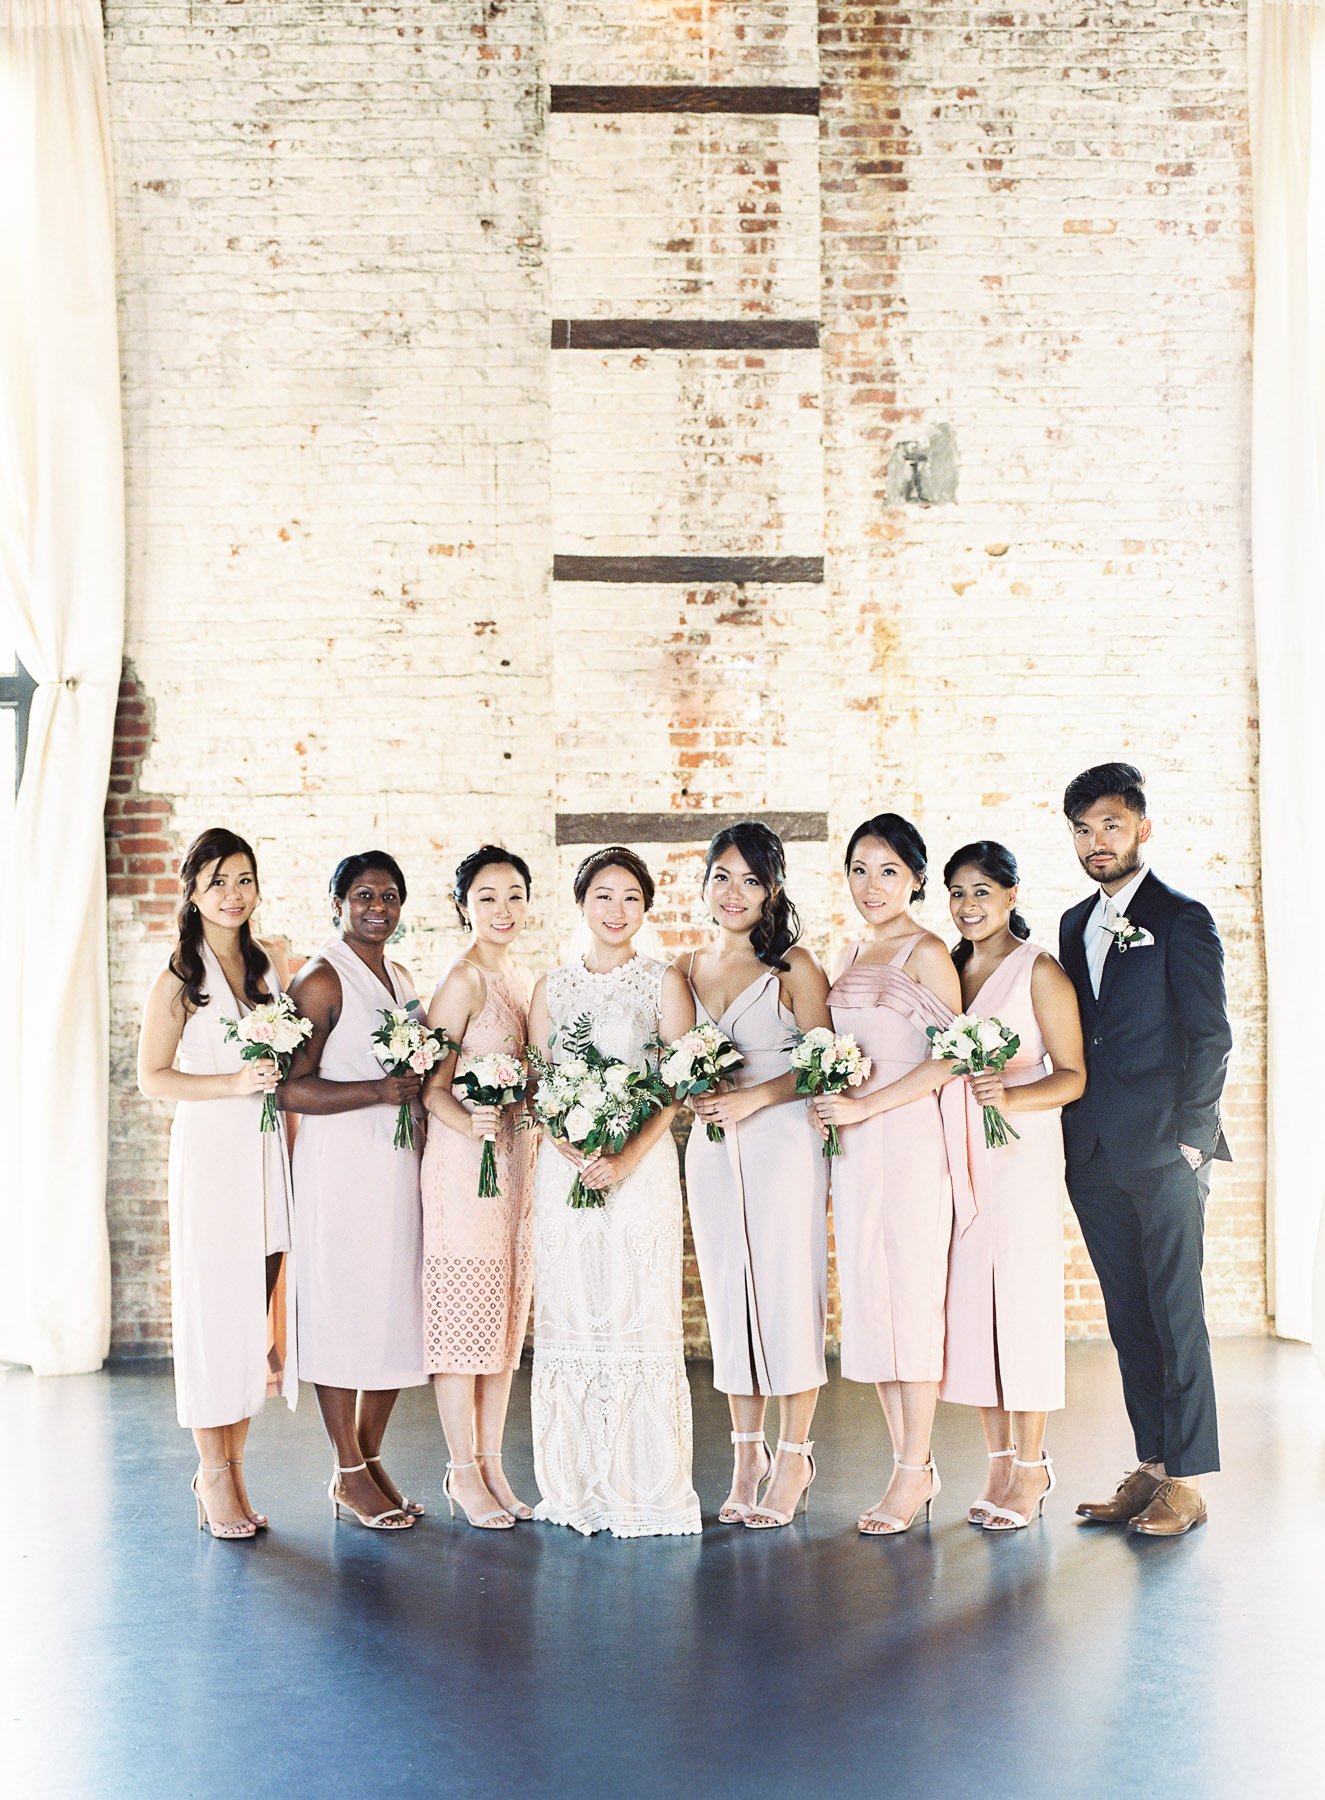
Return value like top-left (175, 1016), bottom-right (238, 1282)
top-left (0, 0), bottom-right (123, 1374)
top-left (1249, 0), bottom-right (1325, 1352)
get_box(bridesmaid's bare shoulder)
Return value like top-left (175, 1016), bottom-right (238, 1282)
top-left (254, 936), bottom-right (292, 988)
top-left (781, 943), bottom-right (829, 999)
top-left (287, 953), bottom-right (341, 1013)
top-left (1029, 948), bottom-right (1075, 1005)
top-left (429, 952), bottom-right (485, 1012)
top-left (904, 931), bottom-right (962, 1009)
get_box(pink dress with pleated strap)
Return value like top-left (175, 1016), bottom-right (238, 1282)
top-left (941, 941), bottom-right (1066, 1412)
top-left (827, 937), bottom-right (973, 1384)
top-left (684, 966), bottom-right (829, 1396)
top-left (420, 963), bottom-right (536, 1375)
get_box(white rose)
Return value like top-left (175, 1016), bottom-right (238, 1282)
top-left (976, 1019), bottom-right (1006, 1056)
top-left (563, 1105), bottom-right (595, 1144)
top-left (603, 1064), bottom-right (632, 1094)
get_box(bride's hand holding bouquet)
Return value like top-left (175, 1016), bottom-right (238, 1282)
top-left (528, 1015), bottom-right (670, 1208)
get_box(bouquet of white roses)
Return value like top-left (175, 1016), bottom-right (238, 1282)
top-left (528, 1015), bottom-right (670, 1209)
top-left (788, 1026), bottom-right (873, 1159)
top-left (371, 1006), bottom-right (449, 1150)
top-left (927, 1013), bottom-right (1022, 1149)
top-left (656, 1023), bottom-right (745, 1142)
top-left (453, 1051), bottom-right (528, 1198)
top-left (221, 995), bottom-right (312, 1134)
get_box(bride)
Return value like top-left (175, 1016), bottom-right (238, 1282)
top-left (527, 846), bottom-right (702, 1537)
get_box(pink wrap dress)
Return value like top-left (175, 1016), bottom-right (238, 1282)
top-left (826, 937), bottom-right (974, 1384)
top-left (941, 941), bottom-right (1067, 1413)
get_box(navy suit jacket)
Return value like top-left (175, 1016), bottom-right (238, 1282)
top-left (1058, 871), bottom-right (1232, 1173)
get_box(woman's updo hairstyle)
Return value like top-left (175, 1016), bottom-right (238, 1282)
top-left (330, 849), bottom-right (408, 906)
top-left (452, 845), bottom-right (533, 930)
top-left (843, 812), bottom-right (928, 903)
top-left (572, 845), bottom-right (656, 910)
top-left (703, 819), bottom-right (802, 972)
top-left (170, 826), bottom-right (271, 1011)
top-left (942, 840), bottom-right (1031, 970)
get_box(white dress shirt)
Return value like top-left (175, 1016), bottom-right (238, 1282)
top-left (1085, 864), bottom-right (1149, 998)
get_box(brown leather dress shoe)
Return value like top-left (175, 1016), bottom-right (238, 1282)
top-left (1127, 1480), bottom-right (1208, 1537)
top-left (1075, 1466), bottom-right (1164, 1523)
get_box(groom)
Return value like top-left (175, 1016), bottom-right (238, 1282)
top-left (1059, 763), bottom-right (1231, 1536)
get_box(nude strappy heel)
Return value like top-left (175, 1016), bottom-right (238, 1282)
top-left (364, 1452), bottom-right (424, 1517)
top-left (743, 1439), bottom-right (815, 1529)
top-left (328, 1461), bottom-right (414, 1530)
top-left (981, 1452), bottom-right (1055, 1532)
top-left (968, 1447), bottom-right (1016, 1525)
top-left (192, 1465), bottom-right (257, 1540)
top-left (859, 1457), bottom-right (941, 1536)
top-left (226, 1456), bottom-right (268, 1529)
top-left (444, 1460), bottom-right (515, 1529)
top-left (720, 1431), bottom-right (773, 1524)
top-left (475, 1451), bottom-right (534, 1521)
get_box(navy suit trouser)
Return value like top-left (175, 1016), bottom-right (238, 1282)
top-left (1067, 1143), bottom-right (1219, 1477)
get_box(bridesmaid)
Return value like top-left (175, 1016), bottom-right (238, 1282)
top-left (682, 821), bottom-right (833, 1530)
top-left (940, 841), bottom-right (1085, 1529)
top-left (421, 846), bottom-right (538, 1530)
top-left (283, 851), bottom-right (426, 1532)
top-left (137, 827), bottom-right (296, 1539)
top-left (811, 814), bottom-right (966, 1536)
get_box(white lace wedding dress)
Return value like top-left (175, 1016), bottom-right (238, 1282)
top-left (531, 955), bottom-right (702, 1537)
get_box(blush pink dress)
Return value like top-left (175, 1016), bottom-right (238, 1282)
top-left (827, 937), bottom-right (974, 1384)
top-left (420, 963), bottom-right (536, 1375)
top-left (167, 941), bottom-right (296, 1428)
top-left (684, 965), bottom-right (829, 1397)
top-left (941, 942), bottom-right (1067, 1412)
top-left (291, 936), bottom-right (427, 1391)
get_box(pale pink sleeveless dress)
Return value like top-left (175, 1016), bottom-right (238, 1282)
top-left (168, 941), bottom-right (296, 1427)
top-left (827, 937), bottom-right (974, 1384)
top-left (420, 963), bottom-right (536, 1375)
top-left (291, 936), bottom-right (427, 1391)
top-left (684, 967), bottom-right (829, 1396)
top-left (941, 942), bottom-right (1067, 1412)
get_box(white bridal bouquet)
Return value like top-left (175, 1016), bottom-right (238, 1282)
top-left (789, 1026), bottom-right (873, 1159)
top-left (656, 1023), bottom-right (745, 1142)
top-left (453, 1052), bottom-right (528, 1198)
top-left (528, 1015), bottom-right (670, 1209)
top-left (371, 1007), bottom-right (449, 1150)
top-left (221, 995), bottom-right (312, 1134)
top-left (927, 1014), bottom-right (1022, 1149)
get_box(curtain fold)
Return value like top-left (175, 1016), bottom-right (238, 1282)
top-left (1248, 0), bottom-right (1325, 1351)
top-left (0, 0), bottom-right (124, 1373)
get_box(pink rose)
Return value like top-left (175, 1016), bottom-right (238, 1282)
top-left (249, 1020), bottom-right (275, 1044)
top-left (409, 1048), bottom-right (430, 1074)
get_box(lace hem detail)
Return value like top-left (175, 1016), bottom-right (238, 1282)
top-left (532, 1501), bottom-right (702, 1539)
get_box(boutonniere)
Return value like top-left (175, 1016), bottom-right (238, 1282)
top-left (1105, 913), bottom-right (1154, 954)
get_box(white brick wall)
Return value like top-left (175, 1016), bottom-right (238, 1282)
top-left (104, 0), bottom-right (1264, 1352)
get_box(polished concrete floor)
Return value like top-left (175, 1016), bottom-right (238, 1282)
top-left (2, 1339), bottom-right (1322, 1799)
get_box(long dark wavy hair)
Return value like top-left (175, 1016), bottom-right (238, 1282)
top-left (169, 827), bottom-right (271, 1010)
top-left (942, 840), bottom-right (1031, 971)
top-left (703, 820), bottom-right (801, 972)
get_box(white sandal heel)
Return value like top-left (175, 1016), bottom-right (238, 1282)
top-left (981, 1452), bottom-right (1056, 1532)
top-left (364, 1451), bottom-right (424, 1517)
top-left (719, 1430), bottom-right (773, 1523)
top-left (328, 1461), bottom-right (414, 1531)
top-left (475, 1450), bottom-right (534, 1521)
top-left (743, 1439), bottom-right (815, 1529)
top-left (445, 1460), bottom-right (515, 1529)
top-left (968, 1446), bottom-right (1016, 1525)
top-left (859, 1457), bottom-right (941, 1536)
